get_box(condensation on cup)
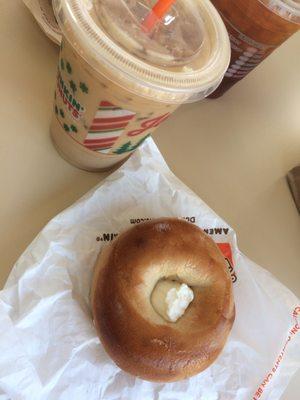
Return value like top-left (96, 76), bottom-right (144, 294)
top-left (50, 0), bottom-right (230, 171)
top-left (209, 0), bottom-right (300, 98)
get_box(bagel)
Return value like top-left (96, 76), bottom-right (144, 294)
top-left (91, 218), bottom-right (235, 382)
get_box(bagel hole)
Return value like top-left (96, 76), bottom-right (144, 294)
top-left (150, 278), bottom-right (194, 323)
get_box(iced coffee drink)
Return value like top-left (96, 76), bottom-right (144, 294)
top-left (51, 0), bottom-right (230, 171)
top-left (209, 0), bottom-right (300, 97)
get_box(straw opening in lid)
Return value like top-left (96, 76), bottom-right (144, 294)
top-left (94, 0), bottom-right (206, 68)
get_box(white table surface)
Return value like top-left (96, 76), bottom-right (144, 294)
top-left (0, 1), bottom-right (299, 398)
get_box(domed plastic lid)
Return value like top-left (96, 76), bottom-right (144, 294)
top-left (92, 0), bottom-right (205, 68)
top-left (53, 0), bottom-right (230, 103)
top-left (259, 0), bottom-right (300, 24)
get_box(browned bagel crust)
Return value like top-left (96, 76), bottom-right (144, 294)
top-left (91, 218), bottom-right (235, 382)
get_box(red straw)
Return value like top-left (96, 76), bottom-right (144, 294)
top-left (142, 0), bottom-right (176, 32)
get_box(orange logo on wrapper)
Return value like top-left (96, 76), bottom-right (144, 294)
top-left (217, 243), bottom-right (237, 283)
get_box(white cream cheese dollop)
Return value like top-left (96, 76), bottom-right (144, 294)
top-left (166, 283), bottom-right (194, 322)
top-left (151, 280), bottom-right (194, 323)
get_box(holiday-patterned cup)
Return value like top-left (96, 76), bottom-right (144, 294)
top-left (51, 0), bottom-right (230, 171)
top-left (51, 38), bottom-right (178, 171)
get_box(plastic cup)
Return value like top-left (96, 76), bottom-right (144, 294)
top-left (209, 0), bottom-right (300, 98)
top-left (51, 0), bottom-right (230, 171)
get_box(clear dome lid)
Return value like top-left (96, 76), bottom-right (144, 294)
top-left (92, 0), bottom-right (205, 68)
top-left (53, 0), bottom-right (231, 103)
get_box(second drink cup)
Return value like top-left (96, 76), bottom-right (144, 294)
top-left (209, 0), bottom-right (300, 98)
top-left (51, 0), bottom-right (230, 171)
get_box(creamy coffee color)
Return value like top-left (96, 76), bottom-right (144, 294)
top-left (51, 0), bottom-right (230, 171)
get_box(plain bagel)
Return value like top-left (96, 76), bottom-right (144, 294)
top-left (91, 218), bottom-right (235, 382)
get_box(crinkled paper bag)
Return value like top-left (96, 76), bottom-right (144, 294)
top-left (0, 138), bottom-right (299, 400)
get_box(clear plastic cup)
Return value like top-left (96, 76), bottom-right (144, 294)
top-left (51, 0), bottom-right (230, 171)
top-left (209, 0), bottom-right (300, 98)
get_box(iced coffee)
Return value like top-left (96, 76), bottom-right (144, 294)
top-left (51, 0), bottom-right (230, 170)
top-left (210, 0), bottom-right (300, 97)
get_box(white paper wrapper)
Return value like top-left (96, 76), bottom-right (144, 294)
top-left (23, 0), bottom-right (61, 45)
top-left (0, 139), bottom-right (299, 400)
